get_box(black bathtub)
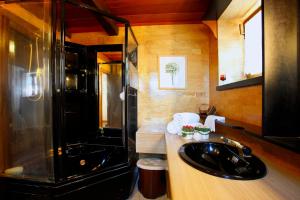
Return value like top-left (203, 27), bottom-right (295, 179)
top-left (65, 143), bottom-right (128, 179)
top-left (1, 143), bottom-right (136, 200)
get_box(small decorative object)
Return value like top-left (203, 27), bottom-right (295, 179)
top-left (159, 56), bottom-right (186, 89)
top-left (220, 74), bottom-right (226, 81)
top-left (199, 104), bottom-right (210, 121)
top-left (181, 125), bottom-right (194, 140)
top-left (194, 127), bottom-right (210, 141)
top-left (245, 73), bottom-right (252, 79)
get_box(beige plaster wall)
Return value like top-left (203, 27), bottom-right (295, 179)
top-left (217, 19), bottom-right (245, 84)
top-left (132, 24), bottom-right (211, 126)
top-left (209, 34), bottom-right (262, 127)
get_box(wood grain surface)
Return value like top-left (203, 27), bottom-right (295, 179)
top-left (165, 132), bottom-right (300, 200)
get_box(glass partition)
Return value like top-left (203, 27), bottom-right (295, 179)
top-left (58, 1), bottom-right (129, 179)
top-left (63, 1), bottom-right (126, 138)
top-left (0, 1), bottom-right (54, 182)
top-left (127, 27), bottom-right (138, 89)
top-left (0, 0), bottom-right (138, 183)
top-left (98, 61), bottom-right (123, 129)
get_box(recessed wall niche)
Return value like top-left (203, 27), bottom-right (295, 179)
top-left (217, 0), bottom-right (262, 86)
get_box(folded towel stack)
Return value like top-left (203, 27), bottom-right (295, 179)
top-left (167, 112), bottom-right (203, 134)
top-left (173, 112), bottom-right (200, 125)
top-left (204, 115), bottom-right (225, 132)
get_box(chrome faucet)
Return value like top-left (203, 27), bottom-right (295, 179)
top-left (220, 136), bottom-right (252, 158)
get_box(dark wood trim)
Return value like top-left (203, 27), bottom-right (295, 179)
top-left (263, 136), bottom-right (300, 153)
top-left (65, 0), bottom-right (128, 24)
top-left (128, 25), bottom-right (138, 46)
top-left (261, 0), bottom-right (266, 137)
top-left (215, 119), bottom-right (261, 135)
top-left (90, 44), bottom-right (123, 52)
top-left (0, 13), bottom-right (10, 174)
top-left (216, 76), bottom-right (262, 91)
top-left (203, 0), bottom-right (232, 20)
top-left (243, 7), bottom-right (262, 24)
top-left (84, 0), bottom-right (119, 36)
top-left (100, 61), bottom-right (123, 65)
top-left (216, 119), bottom-right (300, 153)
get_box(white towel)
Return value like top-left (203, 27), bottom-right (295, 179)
top-left (173, 112), bottom-right (200, 124)
top-left (167, 112), bottom-right (202, 134)
top-left (204, 115), bottom-right (225, 132)
top-left (167, 120), bottom-right (181, 134)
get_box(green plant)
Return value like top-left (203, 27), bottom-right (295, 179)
top-left (182, 125), bottom-right (194, 132)
top-left (165, 62), bottom-right (179, 85)
top-left (182, 125), bottom-right (194, 137)
top-left (194, 127), bottom-right (210, 133)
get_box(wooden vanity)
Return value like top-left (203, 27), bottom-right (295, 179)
top-left (136, 124), bottom-right (300, 200)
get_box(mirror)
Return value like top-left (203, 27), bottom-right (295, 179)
top-left (218, 0), bottom-right (262, 86)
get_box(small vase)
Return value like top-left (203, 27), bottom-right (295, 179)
top-left (200, 133), bottom-right (209, 140)
top-left (193, 132), bottom-right (209, 141)
top-left (183, 134), bottom-right (193, 140)
top-left (181, 131), bottom-right (193, 140)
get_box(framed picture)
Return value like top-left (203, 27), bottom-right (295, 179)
top-left (129, 47), bottom-right (138, 67)
top-left (159, 56), bottom-right (186, 89)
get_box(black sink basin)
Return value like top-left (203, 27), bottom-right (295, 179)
top-left (178, 142), bottom-right (267, 180)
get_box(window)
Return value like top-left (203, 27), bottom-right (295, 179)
top-left (217, 1), bottom-right (263, 89)
top-left (244, 9), bottom-right (263, 76)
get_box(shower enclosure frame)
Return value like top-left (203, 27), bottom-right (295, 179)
top-left (0, 0), bottom-right (139, 198)
top-left (52, 0), bottom-right (139, 182)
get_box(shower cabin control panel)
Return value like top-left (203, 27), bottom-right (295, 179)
top-left (65, 43), bottom-right (87, 93)
top-left (64, 42), bottom-right (97, 144)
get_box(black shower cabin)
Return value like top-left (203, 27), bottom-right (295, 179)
top-left (0, 0), bottom-right (138, 199)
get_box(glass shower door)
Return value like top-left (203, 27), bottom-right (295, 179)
top-left (0, 1), bottom-right (54, 182)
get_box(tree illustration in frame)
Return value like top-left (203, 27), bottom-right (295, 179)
top-left (165, 62), bottom-right (178, 85)
top-left (159, 56), bottom-right (186, 89)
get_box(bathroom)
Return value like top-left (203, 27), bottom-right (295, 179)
top-left (0, 0), bottom-right (299, 200)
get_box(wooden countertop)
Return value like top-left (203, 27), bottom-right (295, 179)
top-left (165, 132), bottom-right (300, 200)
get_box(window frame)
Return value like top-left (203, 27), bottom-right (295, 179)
top-left (242, 7), bottom-right (263, 78)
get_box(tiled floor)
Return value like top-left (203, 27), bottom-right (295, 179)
top-left (127, 181), bottom-right (168, 200)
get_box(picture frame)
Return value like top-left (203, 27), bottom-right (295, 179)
top-left (129, 47), bottom-right (138, 68)
top-left (158, 56), bottom-right (187, 90)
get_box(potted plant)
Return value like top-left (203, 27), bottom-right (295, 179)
top-left (194, 127), bottom-right (210, 141)
top-left (181, 125), bottom-right (194, 140)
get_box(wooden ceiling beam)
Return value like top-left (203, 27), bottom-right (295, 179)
top-left (0, 3), bottom-right (49, 32)
top-left (67, 26), bottom-right (104, 34)
top-left (65, 0), bottom-right (211, 29)
top-left (118, 12), bottom-right (205, 26)
top-left (82, 0), bottom-right (119, 36)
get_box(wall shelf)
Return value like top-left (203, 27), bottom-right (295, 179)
top-left (216, 76), bottom-right (262, 91)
